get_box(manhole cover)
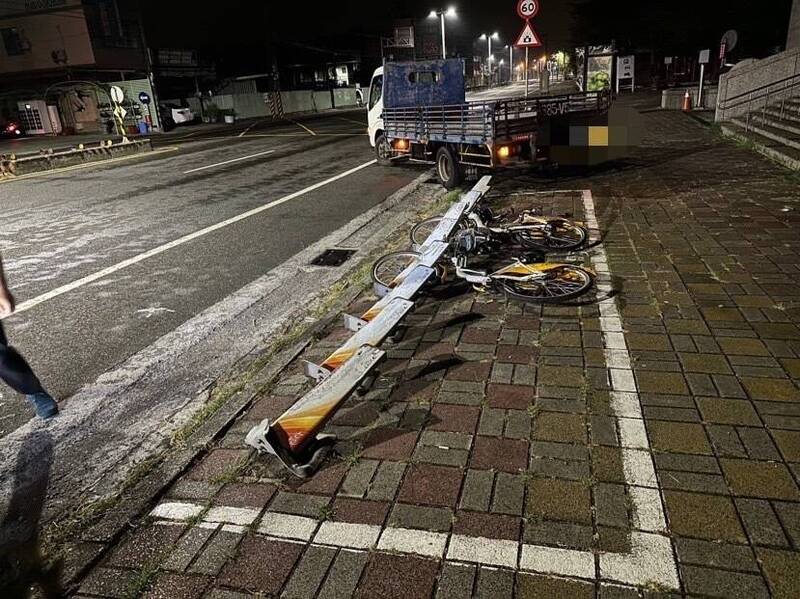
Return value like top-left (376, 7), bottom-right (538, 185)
top-left (311, 248), bottom-right (357, 267)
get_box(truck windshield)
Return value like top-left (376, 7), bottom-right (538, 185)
top-left (369, 76), bottom-right (383, 109)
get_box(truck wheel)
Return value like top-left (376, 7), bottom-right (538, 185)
top-left (375, 134), bottom-right (393, 166)
top-left (436, 146), bottom-right (464, 189)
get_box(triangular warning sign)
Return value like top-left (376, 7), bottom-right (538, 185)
top-left (514, 21), bottom-right (542, 48)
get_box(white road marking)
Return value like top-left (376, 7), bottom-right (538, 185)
top-left (183, 149), bottom-right (276, 174)
top-left (288, 118), bottom-right (317, 136)
top-left (238, 120), bottom-right (263, 137)
top-left (4, 159), bottom-right (377, 319)
top-left (136, 307), bottom-right (176, 319)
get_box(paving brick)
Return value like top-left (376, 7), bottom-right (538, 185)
top-left (470, 436), bottom-right (528, 472)
top-left (654, 453), bottom-right (719, 474)
top-left (188, 530), bottom-right (242, 576)
top-left (268, 491), bottom-right (330, 518)
top-left (523, 519), bottom-right (594, 551)
top-left (106, 524), bottom-right (185, 569)
top-left (427, 404), bottom-right (480, 433)
top-left (674, 537), bottom-right (758, 571)
top-left (707, 424), bottom-right (747, 457)
top-left (681, 565), bottom-right (769, 598)
top-left (491, 362), bottom-right (514, 384)
top-left (532, 412), bottom-right (587, 444)
top-left (721, 459), bottom-right (800, 500)
top-left (712, 374), bottom-right (748, 398)
top-left (446, 361), bottom-right (492, 382)
top-left (475, 567), bottom-right (514, 599)
top-left (741, 377), bottom-right (800, 402)
top-left (696, 398), bottom-right (761, 426)
top-left (186, 449), bottom-right (250, 482)
top-left (487, 384), bottom-right (535, 409)
top-left (435, 563), bottom-right (476, 599)
top-left (735, 498), bottom-right (790, 547)
top-left (398, 464), bottom-right (464, 507)
top-left (218, 536), bottom-right (302, 593)
top-left (361, 427), bottom-right (418, 460)
top-left (513, 364), bottom-right (537, 386)
top-left (332, 497), bottom-right (390, 525)
top-left (143, 573), bottom-right (208, 599)
top-left (339, 460), bottom-right (379, 498)
top-left (389, 503), bottom-right (453, 532)
top-left (167, 480), bottom-right (220, 502)
top-left (663, 490), bottom-right (746, 542)
top-left (773, 429), bottom-right (800, 462)
top-left (356, 553), bottom-right (439, 599)
top-left (477, 408), bottom-right (505, 436)
top-left (756, 548), bottom-right (800, 599)
top-left (163, 527), bottom-right (216, 572)
top-left (537, 365), bottom-right (584, 388)
top-left (497, 344), bottom-right (536, 365)
top-left (647, 421), bottom-right (712, 455)
top-left (212, 483), bottom-right (276, 508)
top-left (595, 482), bottom-right (629, 528)
top-left (366, 461), bottom-right (406, 502)
top-left (504, 410), bottom-right (532, 439)
top-left (453, 510), bottom-right (520, 541)
top-left (515, 573), bottom-right (594, 599)
top-left (635, 371), bottom-right (688, 395)
top-left (281, 545), bottom-right (337, 599)
top-left (317, 550), bottom-right (369, 599)
top-left (79, 568), bottom-right (139, 598)
top-left (459, 469), bottom-right (493, 511)
top-left (294, 463), bottom-right (347, 496)
top-left (527, 478), bottom-right (592, 524)
top-left (492, 472), bottom-right (526, 516)
top-left (737, 427), bottom-right (781, 460)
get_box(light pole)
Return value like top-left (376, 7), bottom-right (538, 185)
top-left (479, 32), bottom-right (499, 85)
top-left (429, 7), bottom-right (457, 59)
top-left (505, 45), bottom-right (514, 83)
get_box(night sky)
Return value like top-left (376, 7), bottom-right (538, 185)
top-left (139, 0), bottom-right (792, 74)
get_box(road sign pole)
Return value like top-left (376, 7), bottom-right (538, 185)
top-left (698, 64), bottom-right (706, 108)
top-left (525, 48), bottom-right (530, 97)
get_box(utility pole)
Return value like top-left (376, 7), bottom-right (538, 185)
top-left (429, 7), bottom-right (457, 60)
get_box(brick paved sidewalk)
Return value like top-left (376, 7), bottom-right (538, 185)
top-left (73, 107), bottom-right (800, 599)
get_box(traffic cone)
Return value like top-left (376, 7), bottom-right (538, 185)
top-left (682, 90), bottom-right (692, 112)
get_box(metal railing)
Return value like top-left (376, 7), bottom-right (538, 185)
top-left (382, 89), bottom-right (612, 145)
top-left (718, 72), bottom-right (800, 130)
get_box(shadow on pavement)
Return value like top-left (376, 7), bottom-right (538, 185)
top-left (0, 430), bottom-right (63, 598)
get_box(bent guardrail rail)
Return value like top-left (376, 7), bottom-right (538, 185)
top-left (245, 176), bottom-right (493, 478)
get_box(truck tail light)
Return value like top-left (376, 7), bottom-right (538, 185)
top-left (498, 145), bottom-right (511, 159)
top-left (394, 139), bottom-right (409, 151)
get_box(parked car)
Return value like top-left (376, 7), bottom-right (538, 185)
top-left (159, 104), bottom-right (195, 131)
top-left (0, 119), bottom-right (23, 138)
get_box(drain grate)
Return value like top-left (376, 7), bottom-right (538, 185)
top-left (311, 248), bottom-right (357, 267)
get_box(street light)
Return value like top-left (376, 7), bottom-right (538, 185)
top-left (479, 32), bottom-right (500, 85)
top-left (505, 44), bottom-right (514, 83)
top-left (429, 6), bottom-right (457, 59)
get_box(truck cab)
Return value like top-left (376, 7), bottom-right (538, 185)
top-left (367, 66), bottom-right (384, 150)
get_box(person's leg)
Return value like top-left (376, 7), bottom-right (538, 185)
top-left (0, 323), bottom-right (57, 419)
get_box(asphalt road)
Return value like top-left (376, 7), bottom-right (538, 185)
top-left (0, 109), bottom-right (419, 437)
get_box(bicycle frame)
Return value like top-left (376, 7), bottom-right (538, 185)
top-left (454, 256), bottom-right (573, 286)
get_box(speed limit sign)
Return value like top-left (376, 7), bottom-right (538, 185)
top-left (517, 0), bottom-right (539, 20)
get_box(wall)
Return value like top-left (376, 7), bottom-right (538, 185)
top-left (790, 0), bottom-right (800, 50)
top-left (716, 48), bottom-right (800, 121)
top-left (0, 6), bottom-right (95, 74)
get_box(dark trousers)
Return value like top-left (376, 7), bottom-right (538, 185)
top-left (0, 322), bottom-right (45, 396)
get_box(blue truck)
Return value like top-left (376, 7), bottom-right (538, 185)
top-left (367, 59), bottom-right (612, 188)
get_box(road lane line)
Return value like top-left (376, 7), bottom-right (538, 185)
top-left (238, 120), bottom-right (263, 137)
top-left (183, 149), bottom-right (276, 174)
top-left (287, 118), bottom-right (317, 136)
top-left (5, 159), bottom-right (377, 318)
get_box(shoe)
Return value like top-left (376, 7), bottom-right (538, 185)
top-left (26, 392), bottom-right (59, 420)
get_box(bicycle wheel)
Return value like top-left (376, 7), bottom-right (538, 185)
top-left (410, 217), bottom-right (444, 246)
top-left (372, 251), bottom-right (422, 289)
top-left (513, 220), bottom-right (588, 251)
top-left (501, 266), bottom-right (593, 304)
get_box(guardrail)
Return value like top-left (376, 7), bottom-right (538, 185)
top-left (717, 71), bottom-right (800, 129)
top-left (246, 176), bottom-right (492, 478)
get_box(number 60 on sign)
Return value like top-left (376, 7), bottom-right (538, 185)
top-left (517, 0), bottom-right (539, 19)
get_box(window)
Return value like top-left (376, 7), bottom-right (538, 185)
top-left (1, 28), bottom-right (30, 56)
top-left (408, 71), bottom-right (439, 85)
top-left (369, 75), bottom-right (383, 110)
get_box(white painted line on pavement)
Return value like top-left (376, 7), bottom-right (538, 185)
top-left (183, 149), bottom-right (276, 173)
top-left (238, 120), bottom-right (263, 137)
top-left (5, 159), bottom-right (377, 319)
top-left (288, 118), bottom-right (317, 136)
